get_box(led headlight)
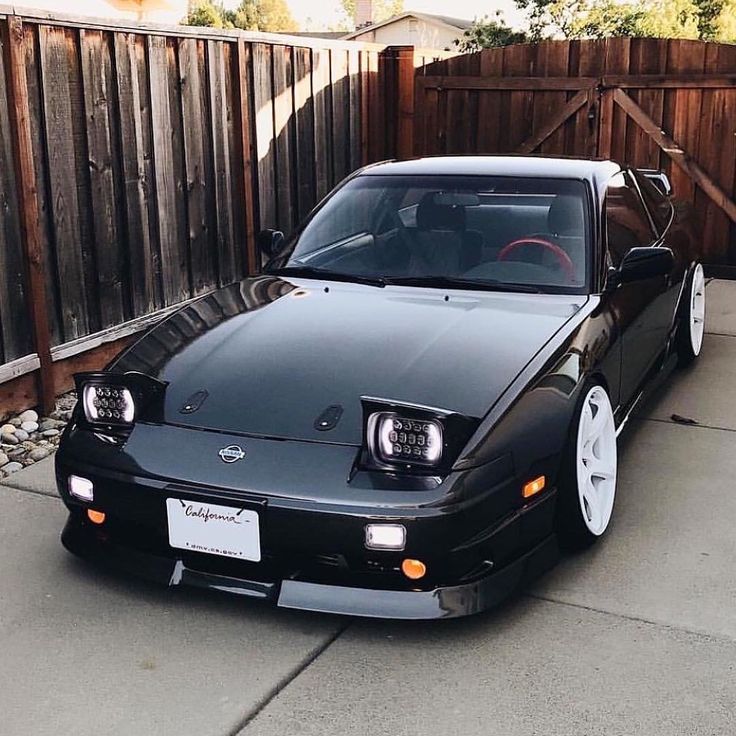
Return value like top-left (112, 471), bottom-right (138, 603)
top-left (361, 397), bottom-right (479, 475)
top-left (374, 414), bottom-right (443, 466)
top-left (83, 385), bottom-right (135, 425)
top-left (74, 371), bottom-right (168, 431)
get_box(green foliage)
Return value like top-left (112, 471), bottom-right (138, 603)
top-left (184, 0), bottom-right (298, 32)
top-left (184, 1), bottom-right (226, 28)
top-left (455, 13), bottom-right (528, 50)
top-left (516, 0), bottom-right (733, 40)
top-left (569, 0), bottom-right (700, 39)
top-left (695, 0), bottom-right (736, 40)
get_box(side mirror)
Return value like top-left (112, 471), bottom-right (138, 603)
top-left (607, 246), bottom-right (674, 290)
top-left (256, 229), bottom-right (285, 258)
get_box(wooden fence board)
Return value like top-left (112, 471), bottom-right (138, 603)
top-left (252, 42), bottom-right (276, 231)
top-left (148, 35), bottom-right (188, 306)
top-left (80, 29), bottom-right (126, 329)
top-left (236, 39), bottom-right (259, 273)
top-left (272, 44), bottom-right (295, 233)
top-left (294, 46), bottom-right (315, 222)
top-left (0, 23), bottom-right (31, 362)
top-left (476, 48), bottom-right (504, 155)
top-left (113, 32), bottom-right (157, 316)
top-left (208, 39), bottom-right (237, 283)
top-left (179, 38), bottom-right (214, 295)
top-left (331, 48), bottom-right (350, 184)
top-left (312, 48), bottom-right (332, 199)
top-left (348, 48), bottom-right (361, 170)
top-left (222, 42), bottom-right (245, 279)
top-left (38, 25), bottom-right (89, 340)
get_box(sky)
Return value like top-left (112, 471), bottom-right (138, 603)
top-left (287, 0), bottom-right (526, 31)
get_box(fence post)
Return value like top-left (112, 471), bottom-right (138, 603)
top-left (4, 16), bottom-right (55, 413)
top-left (394, 46), bottom-right (416, 159)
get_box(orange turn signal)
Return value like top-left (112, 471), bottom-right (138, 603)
top-left (522, 475), bottom-right (546, 499)
top-left (401, 558), bottom-right (427, 580)
top-left (87, 509), bottom-right (106, 525)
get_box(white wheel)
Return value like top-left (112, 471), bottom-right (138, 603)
top-left (688, 264), bottom-right (705, 357)
top-left (575, 385), bottom-right (617, 537)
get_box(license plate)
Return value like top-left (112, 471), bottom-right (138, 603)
top-left (166, 498), bottom-right (261, 562)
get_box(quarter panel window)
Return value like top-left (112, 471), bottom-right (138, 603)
top-left (605, 172), bottom-right (657, 266)
top-left (633, 171), bottom-right (673, 235)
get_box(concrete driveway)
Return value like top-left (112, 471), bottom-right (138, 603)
top-left (1, 280), bottom-right (734, 736)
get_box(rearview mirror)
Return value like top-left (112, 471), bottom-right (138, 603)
top-left (257, 229), bottom-right (285, 258)
top-left (608, 246), bottom-right (674, 289)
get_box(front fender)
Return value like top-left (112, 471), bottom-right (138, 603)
top-left (454, 297), bottom-right (620, 490)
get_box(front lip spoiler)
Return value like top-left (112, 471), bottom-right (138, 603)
top-left (61, 517), bottom-right (559, 619)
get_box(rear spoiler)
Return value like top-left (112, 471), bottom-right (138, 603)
top-left (639, 169), bottom-right (672, 197)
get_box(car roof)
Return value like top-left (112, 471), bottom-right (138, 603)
top-left (360, 155), bottom-right (622, 192)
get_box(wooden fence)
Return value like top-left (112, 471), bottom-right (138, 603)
top-left (0, 6), bottom-right (448, 413)
top-left (408, 38), bottom-right (736, 267)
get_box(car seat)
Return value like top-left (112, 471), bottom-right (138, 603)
top-left (408, 193), bottom-right (483, 276)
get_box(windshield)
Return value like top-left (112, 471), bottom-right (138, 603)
top-left (277, 175), bottom-right (590, 293)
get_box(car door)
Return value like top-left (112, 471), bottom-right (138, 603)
top-left (604, 171), bottom-right (673, 406)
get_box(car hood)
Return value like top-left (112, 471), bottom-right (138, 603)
top-left (113, 275), bottom-right (588, 445)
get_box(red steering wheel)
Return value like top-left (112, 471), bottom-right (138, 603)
top-left (497, 238), bottom-right (575, 283)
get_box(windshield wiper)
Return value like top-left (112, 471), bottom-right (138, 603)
top-left (269, 265), bottom-right (386, 288)
top-left (384, 275), bottom-right (541, 293)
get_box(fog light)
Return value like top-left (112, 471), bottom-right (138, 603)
top-left (69, 475), bottom-right (94, 502)
top-left (87, 509), bottom-right (106, 525)
top-left (365, 523), bottom-right (406, 551)
top-left (522, 475), bottom-right (546, 498)
top-left (401, 558), bottom-right (426, 580)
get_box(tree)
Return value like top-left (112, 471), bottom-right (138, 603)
top-left (515, 0), bottom-right (719, 40)
top-left (184, 0), bottom-right (226, 28)
top-left (695, 0), bottom-right (736, 40)
top-left (338, 0), bottom-right (405, 30)
top-left (568, 0), bottom-right (700, 38)
top-left (455, 13), bottom-right (527, 51)
top-left (184, 0), bottom-right (298, 32)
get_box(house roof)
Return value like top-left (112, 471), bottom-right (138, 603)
top-left (280, 31), bottom-right (346, 40)
top-left (342, 11), bottom-right (472, 40)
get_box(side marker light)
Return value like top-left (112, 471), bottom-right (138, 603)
top-left (522, 475), bottom-right (546, 498)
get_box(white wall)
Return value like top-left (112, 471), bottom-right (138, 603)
top-left (352, 16), bottom-right (462, 50)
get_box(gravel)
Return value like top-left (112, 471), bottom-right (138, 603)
top-left (0, 393), bottom-right (75, 477)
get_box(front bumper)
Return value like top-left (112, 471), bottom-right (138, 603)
top-left (55, 423), bottom-right (560, 619)
top-left (61, 514), bottom-right (558, 619)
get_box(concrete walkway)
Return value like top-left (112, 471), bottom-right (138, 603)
top-left (1, 281), bottom-right (735, 736)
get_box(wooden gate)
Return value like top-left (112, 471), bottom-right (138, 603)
top-left (410, 39), bottom-right (736, 266)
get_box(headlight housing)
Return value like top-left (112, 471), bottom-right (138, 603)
top-left (372, 413), bottom-right (443, 467)
top-left (83, 385), bottom-right (135, 425)
top-left (361, 396), bottom-right (478, 475)
top-left (74, 371), bottom-right (167, 431)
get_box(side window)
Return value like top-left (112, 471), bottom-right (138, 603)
top-left (605, 172), bottom-right (657, 266)
top-left (633, 170), bottom-right (673, 235)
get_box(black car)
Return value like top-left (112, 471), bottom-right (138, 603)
top-left (56, 156), bottom-right (705, 619)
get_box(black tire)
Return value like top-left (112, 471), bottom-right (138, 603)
top-left (675, 263), bottom-right (705, 367)
top-left (555, 381), bottom-right (618, 552)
